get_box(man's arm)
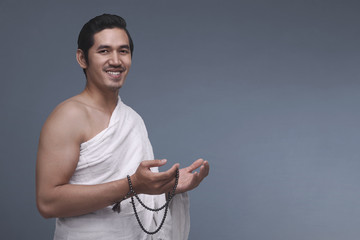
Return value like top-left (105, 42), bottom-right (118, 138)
top-left (36, 102), bottom-right (178, 218)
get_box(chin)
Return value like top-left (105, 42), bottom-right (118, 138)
top-left (111, 86), bottom-right (122, 91)
top-left (107, 80), bottom-right (125, 90)
top-left (109, 82), bottom-right (124, 90)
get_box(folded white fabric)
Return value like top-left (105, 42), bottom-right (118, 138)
top-left (54, 96), bottom-right (190, 240)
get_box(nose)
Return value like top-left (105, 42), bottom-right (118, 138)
top-left (109, 52), bottom-right (122, 66)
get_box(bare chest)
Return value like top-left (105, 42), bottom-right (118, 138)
top-left (83, 109), bottom-right (112, 143)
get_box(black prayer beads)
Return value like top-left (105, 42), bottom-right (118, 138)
top-left (113, 169), bottom-right (179, 235)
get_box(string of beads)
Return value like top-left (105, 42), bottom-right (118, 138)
top-left (112, 169), bottom-right (179, 235)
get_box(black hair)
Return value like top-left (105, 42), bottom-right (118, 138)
top-left (77, 14), bottom-right (134, 73)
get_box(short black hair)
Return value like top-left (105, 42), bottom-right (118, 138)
top-left (77, 14), bottom-right (134, 68)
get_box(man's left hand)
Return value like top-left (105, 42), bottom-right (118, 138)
top-left (176, 158), bottom-right (210, 194)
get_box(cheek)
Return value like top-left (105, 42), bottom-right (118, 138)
top-left (88, 59), bottom-right (104, 72)
top-left (88, 52), bottom-right (105, 64)
top-left (125, 59), bottom-right (132, 68)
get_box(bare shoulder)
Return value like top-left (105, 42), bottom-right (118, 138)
top-left (40, 96), bottom-right (90, 144)
top-left (50, 96), bottom-right (89, 123)
top-left (37, 96), bottom-right (92, 188)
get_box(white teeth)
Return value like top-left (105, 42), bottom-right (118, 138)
top-left (107, 71), bottom-right (121, 75)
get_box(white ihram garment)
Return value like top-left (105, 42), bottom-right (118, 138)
top-left (53, 97), bottom-right (190, 240)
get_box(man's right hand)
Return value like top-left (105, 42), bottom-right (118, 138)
top-left (131, 160), bottom-right (179, 195)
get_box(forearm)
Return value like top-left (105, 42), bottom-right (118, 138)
top-left (37, 178), bottom-right (130, 218)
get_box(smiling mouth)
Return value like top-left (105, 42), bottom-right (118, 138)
top-left (107, 71), bottom-right (122, 76)
top-left (105, 67), bottom-right (126, 77)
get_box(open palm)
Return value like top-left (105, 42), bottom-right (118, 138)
top-left (176, 158), bottom-right (209, 194)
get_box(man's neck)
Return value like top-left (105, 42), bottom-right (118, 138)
top-left (80, 85), bottom-right (119, 115)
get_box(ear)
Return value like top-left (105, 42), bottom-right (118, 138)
top-left (76, 49), bottom-right (88, 69)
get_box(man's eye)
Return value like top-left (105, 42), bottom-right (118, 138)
top-left (99, 50), bottom-right (109, 54)
top-left (120, 49), bottom-right (129, 54)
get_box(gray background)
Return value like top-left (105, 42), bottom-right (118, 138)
top-left (1, 0), bottom-right (360, 239)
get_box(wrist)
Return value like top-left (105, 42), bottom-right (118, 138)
top-left (129, 174), bottom-right (140, 194)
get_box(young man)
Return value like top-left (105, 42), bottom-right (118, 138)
top-left (36, 14), bottom-right (209, 239)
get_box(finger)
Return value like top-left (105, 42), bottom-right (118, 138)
top-left (156, 163), bottom-right (179, 180)
top-left (160, 177), bottom-right (177, 193)
top-left (185, 158), bottom-right (204, 172)
top-left (198, 161), bottom-right (209, 179)
top-left (141, 159), bottom-right (167, 169)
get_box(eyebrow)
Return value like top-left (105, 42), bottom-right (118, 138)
top-left (97, 44), bottom-right (130, 50)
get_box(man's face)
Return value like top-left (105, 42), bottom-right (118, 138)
top-left (83, 28), bottom-right (132, 91)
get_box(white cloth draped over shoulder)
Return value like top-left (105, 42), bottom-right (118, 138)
top-left (54, 97), bottom-right (190, 240)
